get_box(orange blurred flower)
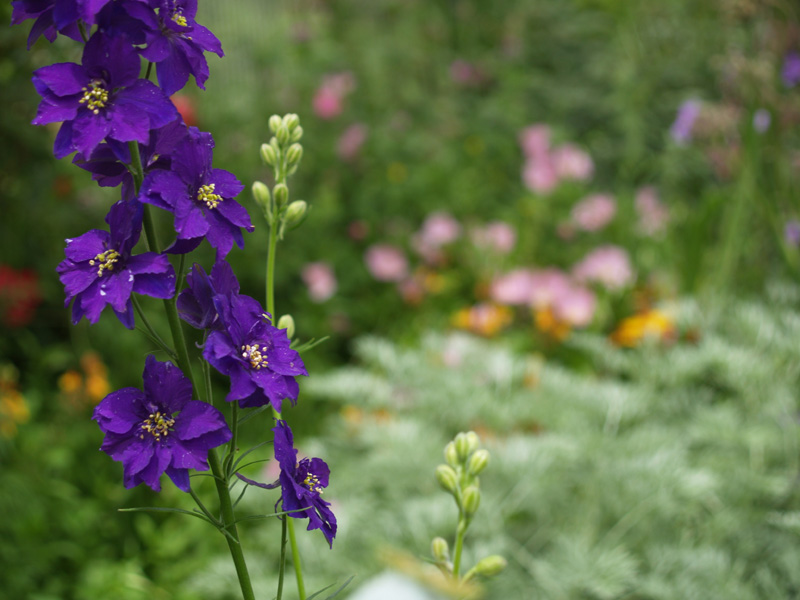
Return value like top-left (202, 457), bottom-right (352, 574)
top-left (58, 351), bottom-right (110, 409)
top-left (452, 303), bottom-right (513, 337)
top-left (534, 307), bottom-right (571, 341)
top-left (0, 367), bottom-right (29, 438)
top-left (610, 310), bottom-right (676, 347)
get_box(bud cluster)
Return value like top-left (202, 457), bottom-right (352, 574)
top-left (432, 431), bottom-right (506, 583)
top-left (253, 113), bottom-right (308, 237)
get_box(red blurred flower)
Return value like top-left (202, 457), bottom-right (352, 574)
top-left (0, 266), bottom-right (41, 328)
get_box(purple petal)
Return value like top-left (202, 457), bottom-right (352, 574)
top-left (93, 387), bottom-right (147, 434)
top-left (142, 355), bottom-right (193, 413)
top-left (173, 400), bottom-right (231, 442)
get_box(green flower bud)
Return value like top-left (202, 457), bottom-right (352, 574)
top-left (268, 115), bottom-right (283, 134)
top-left (435, 464), bottom-right (459, 495)
top-left (472, 555), bottom-right (507, 578)
top-left (283, 113), bottom-right (300, 131)
top-left (290, 125), bottom-right (304, 143)
top-left (444, 441), bottom-right (459, 468)
top-left (260, 143), bottom-right (278, 167)
top-left (273, 183), bottom-right (289, 208)
top-left (276, 125), bottom-right (291, 147)
top-left (286, 143), bottom-right (303, 166)
top-left (465, 431), bottom-right (480, 455)
top-left (462, 485), bottom-right (480, 517)
top-left (284, 200), bottom-right (307, 227)
top-left (251, 181), bottom-right (270, 213)
top-left (431, 537), bottom-right (450, 563)
top-left (455, 432), bottom-right (471, 462)
top-left (277, 314), bottom-right (295, 339)
top-left (467, 449), bottom-right (490, 476)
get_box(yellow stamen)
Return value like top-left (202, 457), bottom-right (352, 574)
top-left (78, 80), bottom-right (109, 115)
top-left (171, 11), bottom-right (188, 26)
top-left (140, 411), bottom-right (175, 442)
top-left (88, 249), bottom-right (120, 277)
top-left (241, 344), bottom-right (268, 370)
top-left (303, 473), bottom-right (323, 494)
top-left (197, 183), bottom-right (223, 209)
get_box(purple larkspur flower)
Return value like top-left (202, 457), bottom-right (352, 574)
top-left (273, 420), bottom-right (336, 547)
top-left (56, 200), bottom-right (175, 328)
top-left (136, 0), bottom-right (224, 96)
top-left (783, 52), bottom-right (800, 88)
top-left (74, 117), bottom-right (188, 201)
top-left (670, 99), bottom-right (701, 145)
top-left (11, 0), bottom-right (97, 48)
top-left (32, 32), bottom-right (178, 159)
top-left (93, 355), bottom-right (232, 492)
top-left (177, 260), bottom-right (239, 330)
top-left (140, 127), bottom-right (253, 257)
top-left (204, 293), bottom-right (307, 411)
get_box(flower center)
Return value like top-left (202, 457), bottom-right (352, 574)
top-left (88, 249), bottom-right (121, 277)
top-left (241, 344), bottom-right (268, 370)
top-left (171, 11), bottom-right (188, 26)
top-left (197, 183), bottom-right (223, 209)
top-left (303, 473), bottom-right (323, 494)
top-left (139, 411), bottom-right (175, 442)
top-left (79, 80), bottom-right (109, 115)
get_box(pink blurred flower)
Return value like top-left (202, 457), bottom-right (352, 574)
top-left (490, 268), bottom-right (537, 305)
top-left (472, 221), bottom-right (516, 254)
top-left (571, 193), bottom-right (616, 232)
top-left (519, 125), bottom-right (551, 158)
top-left (337, 123), bottom-right (368, 161)
top-left (347, 220), bottom-right (369, 241)
top-left (449, 59), bottom-right (485, 86)
top-left (573, 245), bottom-right (634, 291)
top-left (552, 144), bottom-right (594, 181)
top-left (528, 268), bottom-right (573, 309)
top-left (522, 158), bottom-right (559, 194)
top-left (365, 244), bottom-right (408, 282)
top-left (552, 284), bottom-right (596, 327)
top-left (301, 262), bottom-right (337, 303)
top-left (313, 86), bottom-right (342, 120)
top-left (635, 186), bottom-right (669, 236)
top-left (418, 212), bottom-right (461, 247)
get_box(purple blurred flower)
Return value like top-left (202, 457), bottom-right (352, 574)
top-left (177, 260), bottom-right (239, 330)
top-left (785, 220), bottom-right (800, 247)
top-left (56, 200), bottom-right (175, 329)
top-left (140, 127), bottom-right (253, 257)
top-left (365, 244), bottom-right (408, 282)
top-left (573, 245), bottom-right (634, 291)
top-left (273, 420), bottom-right (336, 547)
top-left (571, 193), bottom-right (616, 232)
top-left (782, 52), bottom-right (800, 88)
top-left (93, 355), bottom-right (231, 492)
top-left (635, 186), bottom-right (669, 236)
top-left (32, 32), bottom-right (178, 159)
top-left (449, 59), bottom-right (485, 87)
top-left (752, 109), bottom-right (771, 133)
top-left (337, 123), bottom-right (368, 161)
top-left (301, 262), bottom-right (337, 303)
top-left (204, 294), bottom-right (307, 411)
top-left (670, 99), bottom-right (701, 144)
top-left (11, 0), bottom-right (86, 48)
top-left (471, 221), bottom-right (516, 255)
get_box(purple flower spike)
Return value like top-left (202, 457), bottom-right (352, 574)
top-left (140, 127), bottom-right (253, 257)
top-left (56, 200), bottom-right (176, 329)
top-left (177, 260), bottom-right (240, 330)
top-left (204, 294), bottom-right (307, 411)
top-left (93, 355), bottom-right (232, 492)
top-left (138, 0), bottom-right (224, 95)
top-left (670, 99), bottom-right (701, 145)
top-left (783, 52), bottom-right (800, 88)
top-left (273, 420), bottom-right (336, 547)
top-left (11, 0), bottom-right (83, 48)
top-left (32, 32), bottom-right (178, 159)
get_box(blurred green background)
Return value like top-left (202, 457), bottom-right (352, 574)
top-left (3, 0), bottom-right (800, 598)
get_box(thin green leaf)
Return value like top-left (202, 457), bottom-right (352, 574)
top-left (306, 576), bottom-right (355, 600)
top-left (238, 404), bottom-right (271, 425)
top-left (291, 336), bottom-right (330, 354)
top-left (118, 506), bottom-right (214, 526)
top-left (232, 440), bottom-right (273, 472)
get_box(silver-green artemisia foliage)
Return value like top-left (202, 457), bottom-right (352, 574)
top-left (197, 284), bottom-right (800, 599)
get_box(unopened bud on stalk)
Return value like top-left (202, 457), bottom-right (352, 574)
top-left (291, 125), bottom-right (304, 143)
top-left (283, 113), bottom-right (300, 131)
top-left (444, 441), bottom-right (459, 468)
top-left (467, 449), bottom-right (490, 476)
top-left (276, 125), bottom-right (291, 146)
top-left (435, 465), bottom-right (459, 495)
top-left (252, 181), bottom-right (270, 213)
top-left (455, 432), bottom-right (471, 462)
top-left (431, 537), bottom-right (450, 562)
top-left (284, 200), bottom-right (307, 227)
top-left (277, 314), bottom-right (295, 339)
top-left (268, 114), bottom-right (282, 134)
top-left (260, 143), bottom-right (278, 167)
top-left (472, 555), bottom-right (507, 578)
top-left (286, 143), bottom-right (303, 166)
top-left (465, 431), bottom-right (480, 455)
top-left (462, 485), bottom-right (481, 517)
top-left (273, 183), bottom-right (289, 207)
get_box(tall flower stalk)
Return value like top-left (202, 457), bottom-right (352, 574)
top-left (11, 3), bottom-right (335, 599)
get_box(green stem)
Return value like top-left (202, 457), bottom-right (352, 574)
top-left (452, 518), bottom-right (468, 579)
top-left (287, 518), bottom-right (306, 599)
top-left (277, 517), bottom-right (288, 600)
top-left (129, 141), bottom-right (255, 600)
top-left (266, 211), bottom-right (279, 318)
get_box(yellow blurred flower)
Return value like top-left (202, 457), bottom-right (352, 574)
top-left (0, 367), bottom-right (30, 438)
top-left (387, 161), bottom-right (408, 184)
top-left (610, 310), bottom-right (676, 347)
top-left (58, 351), bottom-right (110, 408)
top-left (452, 303), bottom-right (513, 338)
top-left (534, 307), bottom-right (571, 341)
